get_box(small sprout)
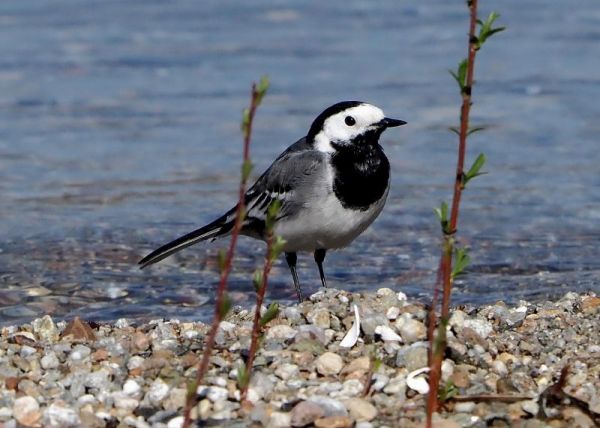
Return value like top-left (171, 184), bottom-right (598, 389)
top-left (270, 235), bottom-right (286, 261)
top-left (252, 269), bottom-right (263, 292)
top-left (217, 249), bottom-right (227, 273)
top-left (476, 12), bottom-right (505, 50)
top-left (372, 357), bottom-right (382, 372)
top-left (449, 59), bottom-right (468, 93)
top-left (452, 247), bottom-right (470, 279)
top-left (241, 159), bottom-right (254, 182)
top-left (463, 153), bottom-right (487, 186)
top-left (259, 303), bottom-right (279, 327)
top-left (218, 293), bottom-right (232, 319)
top-left (265, 199), bottom-right (282, 230)
top-left (254, 75), bottom-right (270, 105)
top-left (434, 201), bottom-right (450, 234)
top-left (439, 380), bottom-right (458, 402)
top-left (186, 379), bottom-right (198, 400)
top-left (236, 365), bottom-right (250, 390)
top-left (241, 107), bottom-right (251, 136)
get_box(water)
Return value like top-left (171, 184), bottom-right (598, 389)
top-left (1, 0), bottom-right (599, 326)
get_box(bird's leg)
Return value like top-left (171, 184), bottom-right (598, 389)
top-left (285, 252), bottom-right (303, 302)
top-left (314, 248), bottom-right (328, 288)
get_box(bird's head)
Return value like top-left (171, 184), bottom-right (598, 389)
top-left (307, 101), bottom-right (406, 153)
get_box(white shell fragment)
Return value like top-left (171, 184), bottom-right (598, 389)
top-left (374, 325), bottom-right (402, 342)
top-left (340, 304), bottom-right (361, 348)
top-left (406, 367), bottom-right (430, 394)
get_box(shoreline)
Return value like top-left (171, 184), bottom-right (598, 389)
top-left (1, 289), bottom-right (598, 427)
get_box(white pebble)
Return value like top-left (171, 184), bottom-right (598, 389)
top-left (41, 352), bottom-right (60, 369)
top-left (167, 416), bottom-right (184, 428)
top-left (123, 379), bottom-right (141, 396)
top-left (146, 378), bottom-right (170, 405)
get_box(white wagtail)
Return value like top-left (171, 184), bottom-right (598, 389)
top-left (139, 101), bottom-right (406, 301)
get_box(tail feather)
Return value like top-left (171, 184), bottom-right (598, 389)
top-left (139, 209), bottom-right (235, 269)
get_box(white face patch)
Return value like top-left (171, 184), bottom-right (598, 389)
top-left (313, 103), bottom-right (385, 153)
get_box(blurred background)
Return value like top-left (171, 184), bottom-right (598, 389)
top-left (1, 0), bottom-right (599, 325)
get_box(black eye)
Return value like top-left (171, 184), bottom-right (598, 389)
top-left (345, 116), bottom-right (356, 126)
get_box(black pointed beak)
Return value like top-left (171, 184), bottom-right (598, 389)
top-left (379, 117), bottom-right (407, 128)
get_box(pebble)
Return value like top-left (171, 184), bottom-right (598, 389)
top-left (307, 308), bottom-right (331, 329)
top-left (69, 345), bottom-right (91, 361)
top-left (123, 379), bottom-right (142, 396)
top-left (314, 415), bottom-right (353, 428)
top-left (13, 396), bottom-right (41, 426)
top-left (275, 363), bottom-right (299, 380)
top-left (147, 378), bottom-right (170, 405)
top-left (290, 401), bottom-right (325, 427)
top-left (268, 411), bottom-right (292, 428)
top-left (41, 351), bottom-right (60, 369)
top-left (343, 397), bottom-right (378, 421)
top-left (306, 396), bottom-right (348, 417)
top-left (395, 315), bottom-right (427, 343)
top-left (44, 401), bottom-right (81, 427)
top-left (266, 324), bottom-right (297, 341)
top-left (315, 352), bottom-right (344, 376)
top-left (32, 315), bottom-right (59, 342)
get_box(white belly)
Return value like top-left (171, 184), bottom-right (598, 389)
top-left (274, 188), bottom-right (388, 252)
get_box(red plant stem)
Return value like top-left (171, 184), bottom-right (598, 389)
top-left (182, 83), bottom-right (261, 428)
top-left (240, 231), bottom-right (275, 401)
top-left (444, 0), bottom-right (478, 319)
top-left (427, 1), bottom-right (479, 426)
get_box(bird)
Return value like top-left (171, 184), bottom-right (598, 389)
top-left (139, 101), bottom-right (406, 302)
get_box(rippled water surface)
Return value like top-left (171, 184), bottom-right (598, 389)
top-left (1, 0), bottom-right (599, 325)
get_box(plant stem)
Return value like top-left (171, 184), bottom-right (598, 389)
top-left (182, 82), bottom-right (264, 428)
top-left (426, 0), bottom-right (479, 425)
top-left (240, 231), bottom-right (275, 402)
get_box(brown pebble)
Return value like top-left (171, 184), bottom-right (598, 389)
top-left (314, 415), bottom-right (353, 428)
top-left (450, 368), bottom-right (470, 389)
top-left (61, 317), bottom-right (97, 341)
top-left (581, 296), bottom-right (600, 313)
top-left (129, 367), bottom-right (143, 377)
top-left (293, 351), bottom-right (314, 366)
top-left (290, 401), bottom-right (325, 427)
top-left (132, 331), bottom-right (151, 351)
top-left (91, 348), bottom-right (109, 362)
top-left (5, 376), bottom-right (19, 391)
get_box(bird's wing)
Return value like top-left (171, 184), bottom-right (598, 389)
top-left (242, 137), bottom-right (325, 235)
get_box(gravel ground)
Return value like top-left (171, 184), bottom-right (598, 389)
top-left (0, 289), bottom-right (599, 428)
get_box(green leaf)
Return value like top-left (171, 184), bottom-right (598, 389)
top-left (463, 153), bottom-right (487, 186)
top-left (241, 159), bottom-right (253, 182)
top-left (270, 235), bottom-right (286, 261)
top-left (186, 379), bottom-right (198, 399)
top-left (217, 249), bottom-right (227, 273)
top-left (477, 12), bottom-right (505, 48)
top-left (254, 75), bottom-right (270, 105)
top-left (219, 293), bottom-right (232, 319)
top-left (467, 126), bottom-right (486, 136)
top-left (236, 365), bottom-right (250, 390)
top-left (434, 201), bottom-right (450, 234)
top-left (241, 107), bottom-right (250, 136)
top-left (439, 379), bottom-right (458, 402)
top-left (449, 59), bottom-right (468, 91)
top-left (259, 302), bottom-right (279, 327)
top-left (448, 126), bottom-right (460, 136)
top-left (265, 199), bottom-right (282, 230)
top-left (372, 357), bottom-right (382, 372)
top-left (452, 247), bottom-right (470, 279)
top-left (253, 268), bottom-right (263, 292)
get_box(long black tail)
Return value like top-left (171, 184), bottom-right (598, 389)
top-left (139, 208), bottom-right (236, 269)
